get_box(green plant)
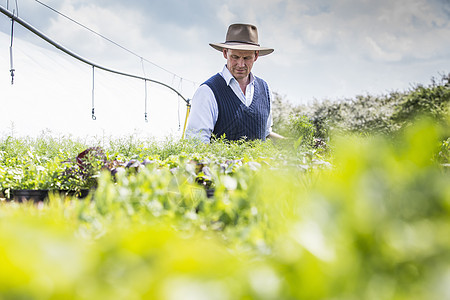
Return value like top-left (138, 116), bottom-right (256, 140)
top-left (392, 74), bottom-right (450, 127)
top-left (0, 120), bottom-right (449, 299)
top-left (289, 114), bottom-right (316, 148)
top-left (437, 137), bottom-right (450, 164)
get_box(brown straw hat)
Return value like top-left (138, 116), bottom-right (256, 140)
top-left (209, 23), bottom-right (274, 56)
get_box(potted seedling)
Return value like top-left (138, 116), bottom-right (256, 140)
top-left (1, 147), bottom-right (106, 203)
top-left (3, 162), bottom-right (56, 203)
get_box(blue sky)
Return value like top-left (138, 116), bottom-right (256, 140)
top-left (1, 0), bottom-right (449, 138)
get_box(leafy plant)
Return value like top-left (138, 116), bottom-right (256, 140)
top-left (392, 74), bottom-right (450, 127)
top-left (0, 120), bottom-right (449, 299)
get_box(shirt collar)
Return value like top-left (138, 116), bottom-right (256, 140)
top-left (221, 65), bottom-right (255, 86)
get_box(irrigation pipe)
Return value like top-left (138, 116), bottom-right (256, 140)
top-left (0, 4), bottom-right (189, 104)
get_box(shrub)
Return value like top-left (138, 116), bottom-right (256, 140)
top-left (293, 73), bottom-right (449, 138)
top-left (392, 74), bottom-right (450, 127)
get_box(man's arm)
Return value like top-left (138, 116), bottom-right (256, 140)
top-left (185, 85), bottom-right (218, 143)
top-left (267, 131), bottom-right (285, 140)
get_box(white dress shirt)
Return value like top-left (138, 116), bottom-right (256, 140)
top-left (186, 65), bottom-right (273, 143)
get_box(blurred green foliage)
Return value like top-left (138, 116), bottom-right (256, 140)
top-left (1, 74), bottom-right (449, 299)
top-left (1, 118), bottom-right (449, 299)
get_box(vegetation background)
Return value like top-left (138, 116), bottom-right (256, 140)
top-left (0, 73), bottom-right (449, 299)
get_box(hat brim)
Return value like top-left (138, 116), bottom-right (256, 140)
top-left (209, 42), bottom-right (274, 56)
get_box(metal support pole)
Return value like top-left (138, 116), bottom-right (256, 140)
top-left (182, 99), bottom-right (191, 139)
top-left (9, 10), bottom-right (15, 84)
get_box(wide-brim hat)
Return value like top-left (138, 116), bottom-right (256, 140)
top-left (209, 23), bottom-right (274, 56)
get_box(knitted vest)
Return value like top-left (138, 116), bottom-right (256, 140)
top-left (204, 73), bottom-right (270, 141)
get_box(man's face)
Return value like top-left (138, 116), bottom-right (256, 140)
top-left (223, 49), bottom-right (259, 81)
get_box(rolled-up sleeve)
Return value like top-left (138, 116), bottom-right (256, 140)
top-left (185, 85), bottom-right (218, 143)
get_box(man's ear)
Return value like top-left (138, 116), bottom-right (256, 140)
top-left (223, 49), bottom-right (228, 59)
top-left (254, 51), bottom-right (259, 61)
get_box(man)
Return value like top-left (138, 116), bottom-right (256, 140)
top-left (186, 23), bottom-right (283, 143)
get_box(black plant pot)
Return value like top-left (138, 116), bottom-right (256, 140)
top-left (11, 189), bottom-right (49, 203)
top-left (10, 189), bottom-right (91, 203)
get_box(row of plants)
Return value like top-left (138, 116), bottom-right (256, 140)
top-left (1, 119), bottom-right (449, 299)
top-left (0, 133), bottom-right (330, 202)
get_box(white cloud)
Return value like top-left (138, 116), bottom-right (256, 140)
top-left (326, 0), bottom-right (450, 61)
top-left (247, 0), bottom-right (450, 64)
top-left (364, 36), bottom-right (404, 62)
top-left (1, 0), bottom-right (449, 110)
top-left (45, 2), bottom-right (147, 64)
top-left (216, 4), bottom-right (236, 27)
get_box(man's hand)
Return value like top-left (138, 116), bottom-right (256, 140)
top-left (267, 132), bottom-right (285, 140)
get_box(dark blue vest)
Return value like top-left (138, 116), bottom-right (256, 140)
top-left (204, 73), bottom-right (270, 141)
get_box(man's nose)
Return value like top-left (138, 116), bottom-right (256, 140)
top-left (237, 58), bottom-right (245, 67)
